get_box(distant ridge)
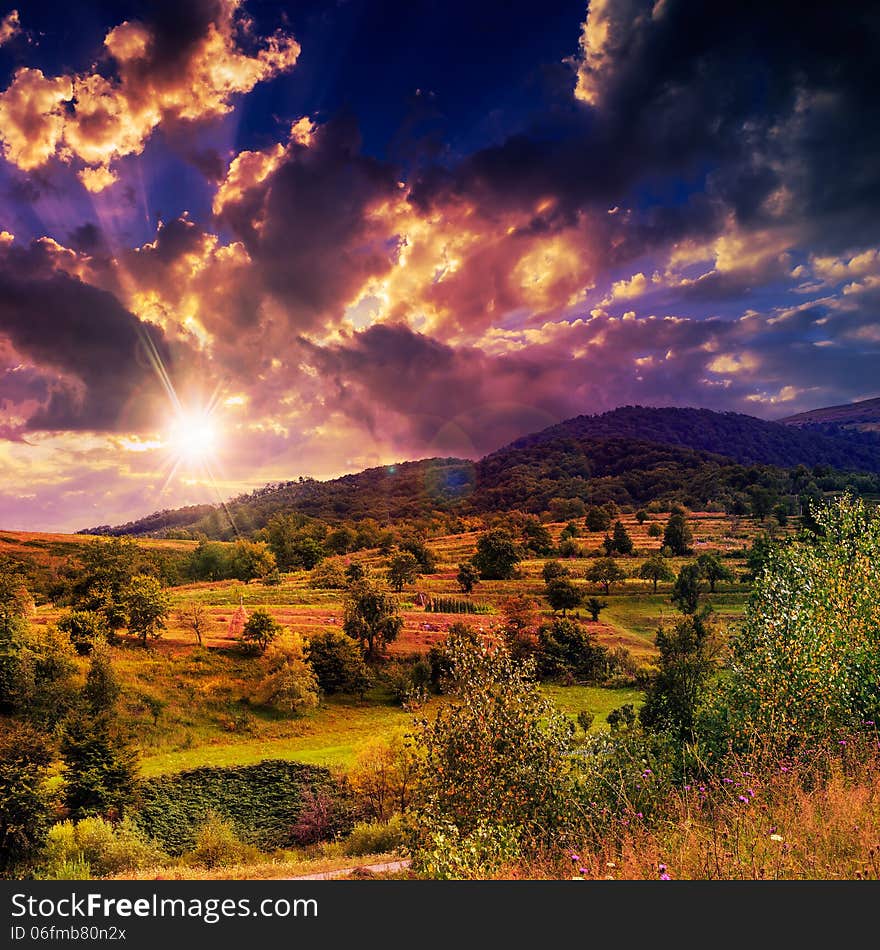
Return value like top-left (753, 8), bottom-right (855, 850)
top-left (780, 395), bottom-right (880, 432)
top-left (85, 404), bottom-right (880, 537)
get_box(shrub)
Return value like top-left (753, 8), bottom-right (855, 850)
top-left (250, 639), bottom-right (319, 716)
top-left (577, 710), bottom-right (595, 733)
top-left (719, 495), bottom-right (880, 753)
top-left (186, 813), bottom-right (260, 868)
top-left (343, 815), bottom-right (406, 857)
top-left (307, 630), bottom-right (371, 695)
top-left (412, 821), bottom-right (522, 880)
top-left (410, 630), bottom-right (576, 849)
top-left (308, 559), bottom-right (348, 589)
top-left (57, 611), bottom-right (107, 655)
top-left (471, 530), bottom-right (522, 580)
top-left (43, 817), bottom-right (165, 877)
top-left (348, 735), bottom-right (417, 823)
top-left (536, 618), bottom-right (607, 681)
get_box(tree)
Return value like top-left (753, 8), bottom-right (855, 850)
top-left (607, 521), bottom-right (634, 555)
top-left (635, 510), bottom-right (648, 525)
top-left (638, 554), bottom-right (674, 592)
top-left (250, 638), bottom-right (319, 715)
top-left (239, 608), bottom-right (281, 654)
top-left (230, 540), bottom-right (277, 583)
top-left (343, 582), bottom-right (403, 660)
top-left (545, 578), bottom-right (582, 616)
top-left (387, 550), bottom-right (420, 592)
top-left (663, 511), bottom-right (693, 556)
top-left (123, 574), bottom-right (170, 647)
top-left (176, 601), bottom-right (210, 647)
top-left (671, 563), bottom-right (703, 615)
top-left (0, 565), bottom-right (32, 711)
top-left (586, 557), bottom-right (626, 594)
top-left (307, 630), bottom-right (371, 695)
top-left (536, 617), bottom-right (606, 680)
top-left (456, 562), bottom-right (480, 594)
top-left (57, 610), bottom-right (107, 655)
top-left (61, 651), bottom-right (137, 820)
top-left (410, 629), bottom-right (576, 845)
top-left (640, 612), bottom-right (720, 739)
top-left (471, 530), bottom-right (521, 580)
top-left (557, 538), bottom-right (582, 558)
top-left (745, 533), bottom-right (775, 581)
top-left (559, 521), bottom-right (581, 540)
top-left (696, 553), bottom-right (734, 593)
top-left (69, 538), bottom-right (140, 631)
top-left (542, 560), bottom-right (569, 584)
top-left (0, 723), bottom-right (55, 873)
top-left (585, 597), bottom-right (608, 622)
top-left (585, 506), bottom-right (612, 532)
top-left (348, 734), bottom-right (417, 823)
top-left (647, 522), bottom-right (663, 538)
top-left (520, 517), bottom-right (554, 557)
top-left (496, 596), bottom-right (539, 662)
top-left (292, 537), bottom-right (325, 571)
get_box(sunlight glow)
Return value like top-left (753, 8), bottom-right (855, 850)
top-left (167, 410), bottom-right (220, 464)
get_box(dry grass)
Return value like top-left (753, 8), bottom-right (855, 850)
top-left (522, 736), bottom-right (880, 880)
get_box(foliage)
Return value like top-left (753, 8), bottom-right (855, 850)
top-left (721, 495), bottom-right (880, 752)
top-left (576, 710), bottom-right (595, 732)
top-left (134, 760), bottom-right (350, 853)
top-left (176, 601), bottom-right (210, 647)
top-left (543, 559), bottom-right (569, 583)
top-left (410, 630), bottom-right (576, 849)
top-left (250, 638), bottom-right (319, 715)
top-left (607, 703), bottom-right (638, 731)
top-left (123, 574), bottom-right (171, 647)
top-left (308, 558), bottom-right (348, 589)
top-left (545, 577), bottom-right (582, 615)
top-left (639, 612), bottom-right (722, 740)
top-left (347, 735), bottom-right (417, 823)
top-left (0, 722), bottom-right (55, 874)
top-left (671, 564), bottom-right (703, 615)
top-left (239, 608), bottom-right (281, 654)
top-left (585, 597), bottom-right (608, 622)
top-left (456, 562), bottom-right (480, 594)
top-left (663, 511), bottom-right (694, 556)
top-left (343, 815), bottom-right (406, 856)
top-left (343, 582), bottom-right (403, 659)
top-left (42, 817), bottom-right (165, 877)
top-left (696, 553), bottom-right (735, 592)
top-left (57, 610), bottom-right (107, 655)
top-left (638, 554), bottom-right (674, 592)
top-left (387, 550), bottom-right (420, 592)
top-left (471, 529), bottom-right (522, 580)
top-left (606, 521), bottom-right (634, 555)
top-left (230, 540), bottom-right (277, 582)
top-left (186, 813), bottom-right (261, 868)
top-left (586, 557), bottom-right (626, 594)
top-left (307, 629), bottom-right (371, 695)
top-left (585, 505), bottom-right (613, 532)
top-left (536, 618), bottom-right (607, 681)
top-left (411, 821), bottom-right (522, 880)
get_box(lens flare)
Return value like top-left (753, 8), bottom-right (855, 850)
top-left (168, 409), bottom-right (219, 464)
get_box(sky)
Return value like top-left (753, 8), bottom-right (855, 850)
top-left (0, 1), bottom-right (879, 531)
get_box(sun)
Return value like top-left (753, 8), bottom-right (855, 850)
top-left (167, 409), bottom-right (220, 465)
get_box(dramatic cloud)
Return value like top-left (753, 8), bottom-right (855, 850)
top-left (0, 0), bottom-right (299, 190)
top-left (1, 1), bottom-right (879, 529)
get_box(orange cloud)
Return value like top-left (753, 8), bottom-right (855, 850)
top-left (0, 0), bottom-right (300, 189)
top-left (0, 9), bottom-right (20, 46)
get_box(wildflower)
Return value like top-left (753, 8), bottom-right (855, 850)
top-left (723, 778), bottom-right (734, 784)
top-left (839, 739), bottom-right (847, 746)
top-left (569, 852), bottom-right (580, 862)
top-left (659, 872), bottom-right (671, 880)
top-left (606, 861), bottom-right (616, 868)
top-left (746, 789), bottom-right (755, 797)
top-left (770, 834), bottom-right (784, 842)
top-left (579, 868), bottom-right (588, 875)
top-left (658, 863), bottom-right (667, 872)
top-left (737, 795), bottom-right (749, 803)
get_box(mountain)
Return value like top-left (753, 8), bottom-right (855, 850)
top-left (85, 405), bottom-right (880, 537)
top-left (502, 405), bottom-right (880, 470)
top-left (781, 395), bottom-right (880, 433)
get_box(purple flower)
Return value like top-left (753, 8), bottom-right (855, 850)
top-left (659, 872), bottom-right (671, 880)
top-left (658, 863), bottom-right (667, 872)
top-left (723, 778), bottom-right (734, 784)
top-left (579, 868), bottom-right (588, 875)
top-left (737, 795), bottom-right (749, 803)
top-left (569, 853), bottom-right (580, 862)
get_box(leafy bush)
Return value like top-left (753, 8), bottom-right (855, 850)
top-left (343, 815), bottom-right (406, 856)
top-left (185, 813), bottom-right (261, 868)
top-left (307, 629), bottom-right (371, 695)
top-left (134, 760), bottom-right (352, 853)
top-left (57, 611), bottom-right (107, 655)
top-left (42, 817), bottom-right (165, 877)
top-left (719, 495), bottom-right (880, 753)
top-left (249, 639), bottom-right (319, 715)
top-left (411, 821), bottom-right (522, 880)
